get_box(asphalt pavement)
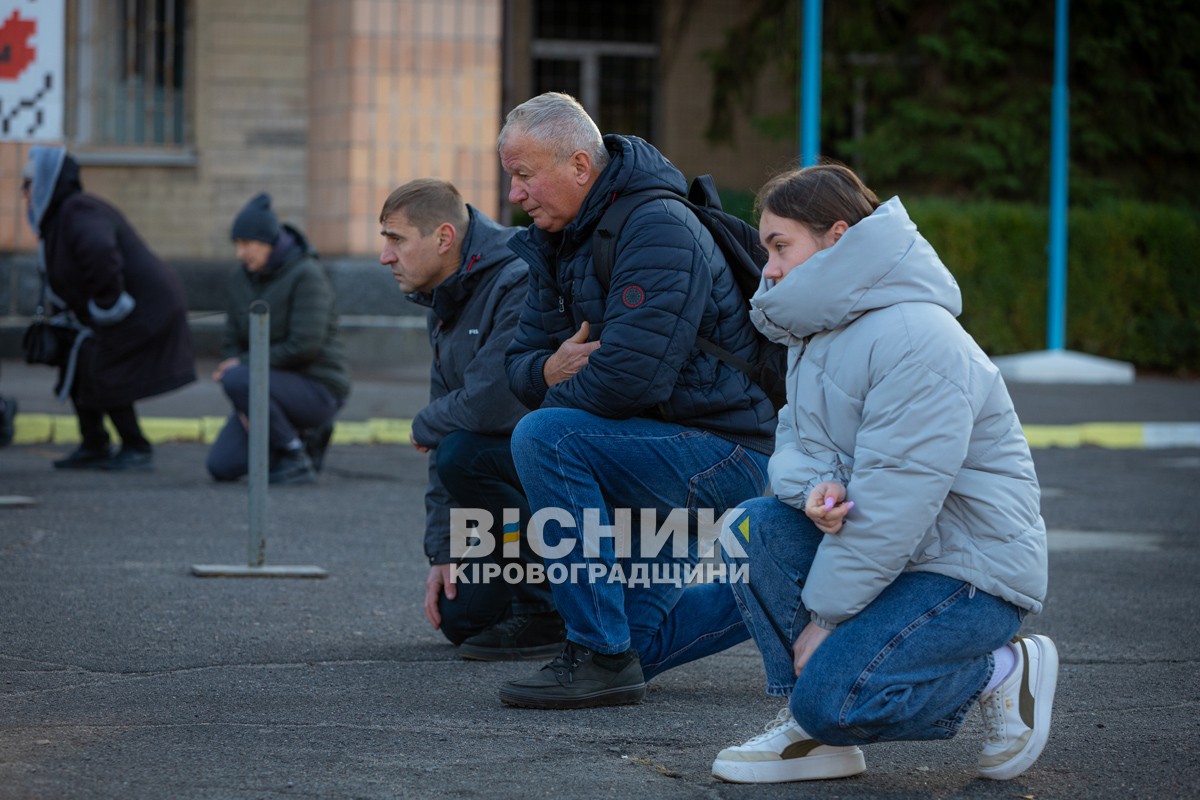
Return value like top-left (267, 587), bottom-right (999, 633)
top-left (1, 357), bottom-right (1199, 799)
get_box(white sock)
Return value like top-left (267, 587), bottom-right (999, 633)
top-left (982, 642), bottom-right (1018, 695)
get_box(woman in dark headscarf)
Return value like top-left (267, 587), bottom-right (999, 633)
top-left (23, 146), bottom-right (195, 470)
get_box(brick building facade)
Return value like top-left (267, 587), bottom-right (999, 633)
top-left (0, 0), bottom-right (794, 261)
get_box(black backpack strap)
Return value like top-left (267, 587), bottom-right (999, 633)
top-left (592, 188), bottom-right (680, 292)
top-left (694, 335), bottom-right (755, 377)
top-left (688, 173), bottom-right (722, 207)
top-left (591, 185), bottom-right (775, 401)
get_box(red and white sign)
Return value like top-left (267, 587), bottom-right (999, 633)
top-left (0, 0), bottom-right (64, 140)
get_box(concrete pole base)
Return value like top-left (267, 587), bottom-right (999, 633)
top-left (990, 350), bottom-right (1135, 384)
top-left (190, 564), bottom-right (328, 578)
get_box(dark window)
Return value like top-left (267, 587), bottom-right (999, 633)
top-left (531, 0), bottom-right (658, 142)
top-left (535, 0), bottom-right (656, 43)
top-left (70, 0), bottom-right (189, 147)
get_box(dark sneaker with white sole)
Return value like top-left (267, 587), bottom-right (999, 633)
top-left (459, 611), bottom-right (567, 661)
top-left (499, 642), bottom-right (646, 709)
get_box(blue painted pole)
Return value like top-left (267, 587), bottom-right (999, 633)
top-left (800, 0), bottom-right (822, 167)
top-left (1047, 0), bottom-right (1070, 351)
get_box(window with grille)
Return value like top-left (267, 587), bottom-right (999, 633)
top-left (68, 0), bottom-right (189, 148)
top-left (531, 0), bottom-right (659, 143)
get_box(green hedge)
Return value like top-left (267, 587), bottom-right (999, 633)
top-left (517, 192), bottom-right (1200, 374)
top-left (719, 191), bottom-right (1200, 375)
top-left (906, 200), bottom-right (1200, 375)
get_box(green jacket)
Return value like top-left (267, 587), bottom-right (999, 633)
top-left (221, 224), bottom-right (350, 399)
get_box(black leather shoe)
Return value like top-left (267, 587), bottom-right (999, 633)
top-left (460, 611), bottom-right (567, 661)
top-left (499, 642), bottom-right (646, 709)
top-left (101, 448), bottom-right (153, 472)
top-left (53, 445), bottom-right (115, 470)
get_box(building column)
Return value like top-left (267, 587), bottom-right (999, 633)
top-left (308, 0), bottom-right (506, 255)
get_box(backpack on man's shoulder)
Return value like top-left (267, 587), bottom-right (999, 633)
top-left (591, 174), bottom-right (788, 410)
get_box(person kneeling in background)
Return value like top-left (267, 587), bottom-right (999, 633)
top-left (206, 193), bottom-right (350, 485)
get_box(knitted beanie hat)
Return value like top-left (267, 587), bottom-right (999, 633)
top-left (230, 192), bottom-right (280, 244)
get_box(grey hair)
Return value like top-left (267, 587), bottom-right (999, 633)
top-left (498, 92), bottom-right (609, 171)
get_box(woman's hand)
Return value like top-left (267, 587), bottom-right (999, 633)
top-left (805, 480), bottom-right (855, 534)
top-left (793, 621), bottom-right (832, 677)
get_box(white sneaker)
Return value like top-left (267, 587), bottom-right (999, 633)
top-left (978, 634), bottom-right (1059, 780)
top-left (712, 706), bottom-right (867, 783)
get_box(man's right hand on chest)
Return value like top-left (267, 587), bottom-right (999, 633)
top-left (543, 321), bottom-right (599, 387)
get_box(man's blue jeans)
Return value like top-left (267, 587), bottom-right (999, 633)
top-left (726, 496), bottom-right (1023, 745)
top-left (510, 408), bottom-right (769, 680)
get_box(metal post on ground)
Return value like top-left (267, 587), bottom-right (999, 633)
top-left (984, 0), bottom-right (1132, 384)
top-left (191, 301), bottom-right (328, 579)
top-left (247, 299), bottom-right (270, 566)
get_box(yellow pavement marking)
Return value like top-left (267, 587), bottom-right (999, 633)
top-left (1021, 425), bottom-right (1083, 449)
top-left (201, 416), bottom-right (229, 444)
top-left (5, 418), bottom-right (1175, 450)
top-left (11, 416), bottom-right (417, 446)
top-left (367, 418), bottom-right (412, 445)
top-left (1077, 422), bottom-right (1144, 448)
top-left (1021, 423), bottom-right (1146, 449)
top-left (11, 413), bottom-right (54, 445)
top-left (140, 417), bottom-right (204, 444)
top-left (51, 416), bottom-right (84, 444)
top-left (330, 421), bottom-right (374, 445)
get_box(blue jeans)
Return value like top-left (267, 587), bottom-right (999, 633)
top-left (433, 431), bottom-right (555, 644)
top-left (207, 365), bottom-right (341, 481)
top-left (726, 497), bottom-right (1022, 745)
top-left (510, 408), bottom-right (769, 680)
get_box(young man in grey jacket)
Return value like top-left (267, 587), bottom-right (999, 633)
top-left (379, 179), bottom-right (563, 660)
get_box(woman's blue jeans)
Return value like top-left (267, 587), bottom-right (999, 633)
top-left (510, 408), bottom-right (769, 679)
top-left (726, 496), bottom-right (1023, 745)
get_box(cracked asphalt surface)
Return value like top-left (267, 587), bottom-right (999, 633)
top-left (1, 366), bottom-right (1198, 799)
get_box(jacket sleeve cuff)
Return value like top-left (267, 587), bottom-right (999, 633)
top-left (810, 612), bottom-right (840, 632)
top-left (429, 552), bottom-right (453, 565)
top-left (530, 354), bottom-right (551, 398)
top-left (87, 291), bottom-right (136, 326)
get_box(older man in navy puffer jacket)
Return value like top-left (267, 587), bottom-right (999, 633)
top-left (495, 92), bottom-right (776, 709)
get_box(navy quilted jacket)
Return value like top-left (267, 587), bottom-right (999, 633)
top-left (504, 135), bottom-right (775, 452)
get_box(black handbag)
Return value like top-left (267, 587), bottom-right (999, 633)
top-left (22, 272), bottom-right (78, 367)
top-left (22, 317), bottom-right (76, 366)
